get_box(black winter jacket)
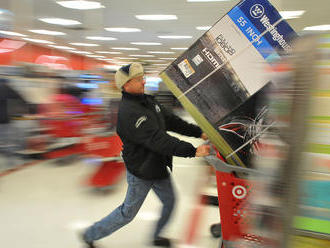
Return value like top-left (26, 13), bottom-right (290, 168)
top-left (116, 91), bottom-right (202, 180)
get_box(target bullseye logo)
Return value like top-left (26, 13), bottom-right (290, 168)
top-left (232, 185), bottom-right (247, 199)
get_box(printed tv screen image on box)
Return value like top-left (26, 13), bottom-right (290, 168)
top-left (160, 0), bottom-right (297, 167)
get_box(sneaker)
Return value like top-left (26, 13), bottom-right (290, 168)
top-left (152, 237), bottom-right (172, 247)
top-left (80, 232), bottom-right (97, 248)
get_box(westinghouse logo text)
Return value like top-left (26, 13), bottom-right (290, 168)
top-left (250, 4), bottom-right (292, 53)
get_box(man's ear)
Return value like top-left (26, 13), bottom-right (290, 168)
top-left (122, 81), bottom-right (129, 92)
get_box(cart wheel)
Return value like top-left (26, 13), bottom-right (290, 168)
top-left (210, 223), bottom-right (222, 238)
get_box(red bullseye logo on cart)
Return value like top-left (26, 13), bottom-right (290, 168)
top-left (250, 4), bottom-right (264, 19)
top-left (232, 185), bottom-right (247, 199)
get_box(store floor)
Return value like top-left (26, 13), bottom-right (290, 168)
top-left (0, 116), bottom-right (221, 248)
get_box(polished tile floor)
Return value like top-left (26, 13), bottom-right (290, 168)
top-left (0, 120), bottom-right (221, 248)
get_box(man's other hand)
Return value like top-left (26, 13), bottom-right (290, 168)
top-left (195, 145), bottom-right (210, 157)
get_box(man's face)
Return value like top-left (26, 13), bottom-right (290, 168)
top-left (123, 75), bottom-right (146, 94)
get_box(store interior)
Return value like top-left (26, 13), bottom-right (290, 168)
top-left (0, 1), bottom-right (329, 248)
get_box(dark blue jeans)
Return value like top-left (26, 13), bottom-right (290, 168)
top-left (84, 171), bottom-right (176, 242)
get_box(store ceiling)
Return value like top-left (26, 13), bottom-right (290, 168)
top-left (0, 0), bottom-right (329, 73)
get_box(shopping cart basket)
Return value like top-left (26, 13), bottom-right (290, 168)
top-left (205, 148), bottom-right (270, 248)
top-left (83, 133), bottom-right (124, 190)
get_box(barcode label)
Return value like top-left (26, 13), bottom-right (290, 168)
top-left (178, 59), bottom-right (195, 78)
top-left (192, 54), bottom-right (204, 66)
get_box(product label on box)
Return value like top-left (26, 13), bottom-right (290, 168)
top-left (178, 59), bottom-right (195, 78)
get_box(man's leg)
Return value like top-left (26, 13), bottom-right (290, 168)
top-left (151, 176), bottom-right (176, 240)
top-left (84, 171), bottom-right (152, 243)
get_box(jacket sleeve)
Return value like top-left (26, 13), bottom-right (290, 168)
top-left (161, 105), bottom-right (202, 138)
top-left (123, 110), bottom-right (197, 158)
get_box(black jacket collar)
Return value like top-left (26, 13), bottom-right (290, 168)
top-left (122, 91), bottom-right (149, 103)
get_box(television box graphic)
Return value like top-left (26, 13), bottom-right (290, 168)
top-left (160, 0), bottom-right (297, 167)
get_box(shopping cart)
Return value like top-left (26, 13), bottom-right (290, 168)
top-left (205, 147), bottom-right (271, 248)
top-left (83, 133), bottom-right (125, 191)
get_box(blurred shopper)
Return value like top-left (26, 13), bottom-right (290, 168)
top-left (39, 82), bottom-right (86, 139)
top-left (50, 83), bottom-right (84, 117)
top-left (82, 63), bottom-right (210, 248)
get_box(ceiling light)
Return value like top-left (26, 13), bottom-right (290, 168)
top-left (86, 55), bottom-right (105, 58)
top-left (95, 51), bottom-right (122, 54)
top-left (39, 18), bottom-right (81, 26)
top-left (105, 27), bottom-right (141, 33)
top-left (196, 26), bottom-right (211, 30)
top-left (129, 54), bottom-right (155, 57)
top-left (153, 63), bottom-right (169, 66)
top-left (71, 51), bottom-right (93, 54)
top-left (104, 65), bottom-right (121, 70)
top-left (48, 45), bottom-right (76, 50)
top-left (0, 30), bottom-right (27, 37)
top-left (111, 47), bottom-right (140, 51)
top-left (304, 25), bottom-right (330, 31)
top-left (158, 35), bottom-right (192, 39)
top-left (143, 60), bottom-right (165, 62)
top-left (56, 1), bottom-right (105, 10)
top-left (171, 47), bottom-right (188, 50)
top-left (86, 36), bottom-right (117, 41)
top-left (159, 58), bottom-right (176, 60)
top-left (130, 42), bottom-right (162, 46)
top-left (70, 42), bottom-right (99, 47)
top-left (279, 10), bottom-right (305, 19)
top-left (22, 38), bottom-right (55, 44)
top-left (29, 29), bottom-right (66, 35)
top-left (115, 57), bottom-right (138, 60)
top-left (187, 0), bottom-right (230, 2)
top-left (135, 15), bottom-right (177, 21)
top-left (148, 51), bottom-right (175, 54)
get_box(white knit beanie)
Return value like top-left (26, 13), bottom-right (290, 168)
top-left (115, 62), bottom-right (144, 90)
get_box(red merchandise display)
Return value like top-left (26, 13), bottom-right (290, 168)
top-left (0, 38), bottom-right (105, 70)
top-left (45, 143), bottom-right (83, 159)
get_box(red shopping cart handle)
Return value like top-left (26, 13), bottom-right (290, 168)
top-left (205, 142), bottom-right (266, 175)
top-left (205, 155), bottom-right (266, 175)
